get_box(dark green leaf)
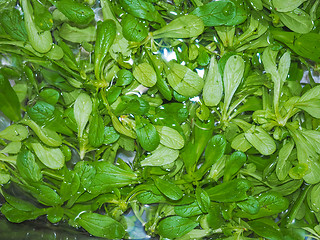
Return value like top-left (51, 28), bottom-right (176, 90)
top-left (135, 116), bottom-right (160, 151)
top-left (0, 74), bottom-right (21, 121)
top-left (154, 177), bottom-right (183, 201)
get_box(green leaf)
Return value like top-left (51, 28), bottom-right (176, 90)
top-left (289, 163), bottom-right (309, 179)
top-left (16, 149), bottom-right (42, 182)
top-left (277, 9), bottom-right (313, 34)
top-left (77, 213), bottom-right (125, 239)
top-left (155, 125), bottom-right (184, 149)
top-left (166, 62), bottom-right (204, 98)
top-left (60, 171), bottom-right (80, 202)
top-left (154, 177), bottom-right (183, 201)
top-left (191, 1), bottom-right (236, 26)
top-left (203, 56), bottom-right (222, 106)
top-left (245, 125), bottom-right (276, 155)
top-left (31, 0), bottom-right (53, 31)
top-left (122, 14), bottom-right (148, 42)
top-left (51, 0), bottom-right (94, 25)
top-left (133, 62), bottom-right (157, 87)
top-left (0, 124), bottom-right (28, 141)
top-left (1, 191), bottom-right (38, 212)
top-left (158, 216), bottom-right (199, 239)
top-left (276, 140), bottom-right (294, 181)
top-left (59, 23), bottom-right (96, 43)
top-left (39, 88), bottom-right (60, 105)
top-left (135, 116), bottom-right (160, 151)
top-left (231, 133), bottom-right (252, 152)
top-left (94, 20), bottom-right (116, 82)
top-left (195, 187), bottom-right (210, 213)
top-left (248, 0), bottom-right (263, 10)
top-left (310, 183), bottom-right (320, 212)
top-left (21, 0), bottom-right (52, 53)
top-left (153, 15), bottom-right (204, 39)
top-left (206, 179), bottom-right (252, 202)
top-left (74, 93), bottom-right (92, 138)
top-left (174, 201), bottom-right (202, 217)
top-left (0, 74), bottom-right (21, 121)
top-left (196, 134), bottom-right (226, 178)
top-left (0, 203), bottom-right (43, 223)
top-left (222, 55), bottom-right (245, 116)
top-left (116, 69), bottom-right (134, 86)
top-left (31, 143), bottom-right (65, 170)
top-left (248, 219), bottom-right (283, 240)
top-left (120, 0), bottom-right (164, 24)
top-left (103, 126), bottom-right (120, 145)
top-left (88, 113), bottom-right (105, 148)
top-left (237, 192), bottom-right (289, 219)
top-left (0, 8), bottom-right (28, 41)
top-left (207, 203), bottom-right (224, 229)
top-left (272, 0), bottom-right (307, 12)
top-left (224, 151), bottom-right (246, 182)
top-left (74, 161), bottom-right (96, 190)
top-left (0, 142), bottom-right (21, 154)
top-left (29, 183), bottom-right (62, 206)
top-left (237, 197), bottom-right (260, 215)
top-left (140, 144), bottom-right (179, 166)
top-left (88, 161), bottom-right (138, 194)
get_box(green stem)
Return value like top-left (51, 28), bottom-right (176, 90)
top-left (42, 170), bottom-right (64, 181)
top-left (281, 184), bottom-right (311, 227)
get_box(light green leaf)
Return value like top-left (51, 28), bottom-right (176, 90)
top-left (231, 133), bottom-right (252, 152)
top-left (245, 125), bottom-right (276, 155)
top-left (153, 15), bottom-right (204, 39)
top-left (166, 62), bottom-right (204, 98)
top-left (277, 9), bottom-right (313, 34)
top-left (276, 140), bottom-right (294, 181)
top-left (133, 63), bottom-right (157, 87)
top-left (273, 0), bottom-right (307, 12)
top-left (310, 183), bottom-right (320, 212)
top-left (140, 144), bottom-right (179, 166)
top-left (0, 142), bottom-right (21, 154)
top-left (31, 143), bottom-right (65, 169)
top-left (0, 125), bottom-right (28, 142)
top-left (22, 119), bottom-right (62, 147)
top-left (222, 55), bottom-right (245, 114)
top-left (74, 93), bottom-right (92, 138)
top-left (21, 0), bottom-right (52, 53)
top-left (203, 56), bottom-right (222, 106)
top-left (155, 125), bottom-right (184, 149)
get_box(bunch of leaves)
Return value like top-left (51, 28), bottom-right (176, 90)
top-left (0, 0), bottom-right (320, 239)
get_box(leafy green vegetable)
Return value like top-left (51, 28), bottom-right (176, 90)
top-left (1, 0), bottom-right (320, 239)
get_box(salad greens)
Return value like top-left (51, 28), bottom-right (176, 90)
top-left (0, 0), bottom-right (320, 239)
